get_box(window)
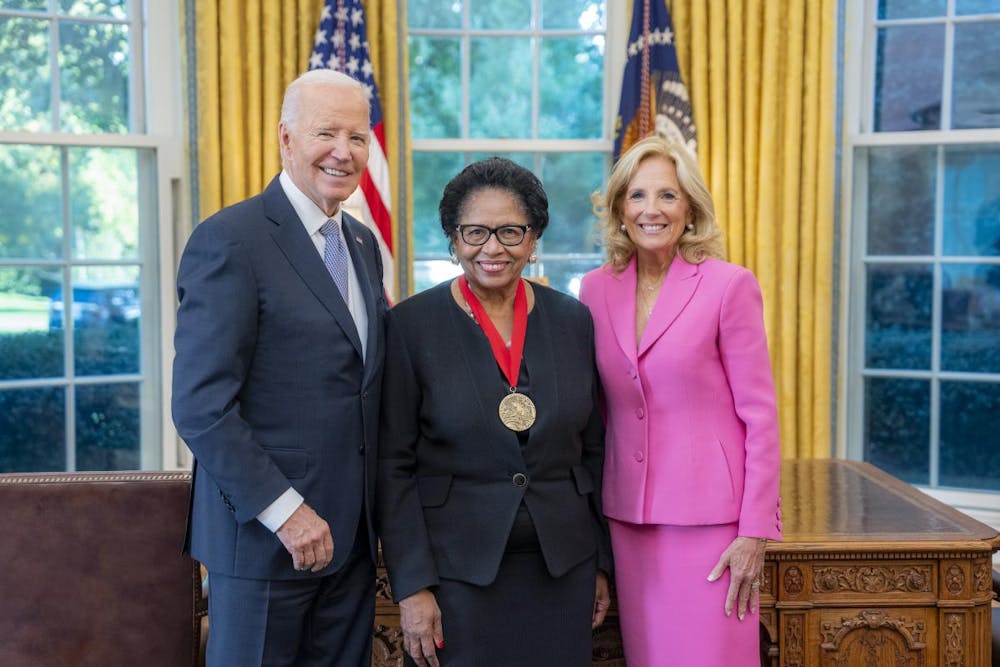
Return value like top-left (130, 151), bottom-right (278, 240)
top-left (406, 0), bottom-right (620, 296)
top-left (0, 0), bottom-right (184, 472)
top-left (843, 0), bottom-right (1000, 514)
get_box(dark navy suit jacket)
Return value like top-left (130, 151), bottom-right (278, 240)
top-left (172, 176), bottom-right (387, 579)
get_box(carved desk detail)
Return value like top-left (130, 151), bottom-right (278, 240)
top-left (760, 460), bottom-right (1000, 667)
top-left (812, 565), bottom-right (933, 594)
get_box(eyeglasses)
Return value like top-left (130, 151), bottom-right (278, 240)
top-left (457, 224), bottom-right (531, 247)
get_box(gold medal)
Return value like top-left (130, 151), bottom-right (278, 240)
top-left (457, 277), bottom-right (535, 432)
top-left (498, 391), bottom-right (536, 432)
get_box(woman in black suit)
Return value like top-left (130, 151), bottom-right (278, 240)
top-left (376, 157), bottom-right (612, 666)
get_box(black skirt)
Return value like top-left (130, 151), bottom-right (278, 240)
top-left (406, 505), bottom-right (596, 667)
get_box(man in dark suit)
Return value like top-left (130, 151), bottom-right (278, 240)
top-left (172, 69), bottom-right (387, 666)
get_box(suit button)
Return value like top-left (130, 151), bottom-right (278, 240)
top-left (634, 451), bottom-right (644, 462)
top-left (362, 391), bottom-right (369, 400)
top-left (358, 446), bottom-right (365, 454)
top-left (512, 473), bottom-right (527, 488)
top-left (635, 407), bottom-right (645, 419)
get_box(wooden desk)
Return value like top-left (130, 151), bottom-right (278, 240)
top-left (760, 459), bottom-right (1000, 667)
top-left (369, 459), bottom-right (999, 666)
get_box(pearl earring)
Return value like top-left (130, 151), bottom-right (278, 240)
top-left (619, 224), bottom-right (626, 232)
top-left (686, 223), bottom-right (694, 231)
top-left (528, 252), bottom-right (538, 264)
top-left (450, 253), bottom-right (459, 265)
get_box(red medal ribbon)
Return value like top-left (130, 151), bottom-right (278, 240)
top-left (458, 276), bottom-right (527, 390)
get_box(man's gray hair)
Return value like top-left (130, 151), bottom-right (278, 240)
top-left (280, 69), bottom-right (369, 130)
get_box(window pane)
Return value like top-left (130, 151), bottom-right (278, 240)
top-left (59, 0), bottom-right (128, 19)
top-left (471, 0), bottom-right (531, 30)
top-left (0, 0), bottom-right (47, 10)
top-left (874, 25), bottom-right (944, 131)
top-left (470, 37), bottom-right (532, 138)
top-left (865, 264), bottom-right (932, 369)
top-left (406, 0), bottom-right (462, 28)
top-left (536, 257), bottom-right (602, 297)
top-left (866, 146), bottom-right (936, 255)
top-left (942, 146), bottom-right (1000, 256)
top-left (0, 144), bottom-right (62, 260)
top-left (542, 0), bottom-right (605, 29)
top-left (0, 16), bottom-right (51, 131)
top-left (941, 264), bottom-right (1000, 372)
top-left (413, 259), bottom-right (462, 294)
top-left (951, 22), bottom-right (1000, 130)
top-left (412, 152), bottom-right (465, 255)
top-left (75, 381), bottom-right (139, 470)
top-left (876, 0), bottom-right (946, 19)
top-left (0, 267), bottom-right (63, 380)
top-left (864, 377), bottom-right (929, 485)
top-left (58, 20), bottom-right (129, 133)
top-left (409, 36), bottom-right (461, 139)
top-left (469, 152), bottom-right (533, 169)
top-left (540, 152), bottom-right (605, 253)
top-left (939, 381), bottom-right (1000, 490)
top-left (956, 0), bottom-right (1000, 14)
top-left (69, 147), bottom-right (140, 260)
top-left (539, 36), bottom-right (603, 139)
top-left (0, 387), bottom-right (65, 472)
top-left (71, 265), bottom-right (140, 376)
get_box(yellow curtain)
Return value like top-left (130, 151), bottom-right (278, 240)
top-left (193, 0), bottom-right (406, 295)
top-left (668, 0), bottom-right (836, 459)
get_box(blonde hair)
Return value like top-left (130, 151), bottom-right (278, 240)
top-left (592, 136), bottom-right (724, 271)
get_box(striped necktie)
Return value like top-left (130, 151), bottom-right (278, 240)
top-left (319, 219), bottom-right (350, 305)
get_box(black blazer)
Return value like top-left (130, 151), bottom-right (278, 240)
top-left (172, 176), bottom-right (387, 579)
top-left (376, 281), bottom-right (611, 602)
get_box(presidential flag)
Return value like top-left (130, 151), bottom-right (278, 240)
top-left (614, 0), bottom-right (697, 161)
top-left (310, 0), bottom-right (395, 299)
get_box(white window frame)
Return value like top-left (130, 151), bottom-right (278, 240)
top-left (0, 0), bottom-right (186, 471)
top-left (838, 0), bottom-right (1000, 528)
top-left (405, 0), bottom-right (626, 295)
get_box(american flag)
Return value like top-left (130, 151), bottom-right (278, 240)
top-left (310, 0), bottom-right (395, 299)
top-left (614, 0), bottom-right (697, 160)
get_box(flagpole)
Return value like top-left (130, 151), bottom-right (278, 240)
top-left (638, 0), bottom-right (651, 140)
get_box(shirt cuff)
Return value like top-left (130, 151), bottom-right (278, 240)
top-left (256, 487), bottom-right (304, 532)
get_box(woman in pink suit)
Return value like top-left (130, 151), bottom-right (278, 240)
top-left (579, 136), bottom-right (782, 666)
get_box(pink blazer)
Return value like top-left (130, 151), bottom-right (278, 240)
top-left (580, 255), bottom-right (782, 540)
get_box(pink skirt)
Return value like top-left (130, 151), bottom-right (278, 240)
top-left (609, 520), bottom-right (761, 667)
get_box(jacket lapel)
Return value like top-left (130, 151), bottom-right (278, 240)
top-left (262, 179), bottom-right (364, 358)
top-left (638, 254), bottom-right (701, 357)
top-left (342, 213), bottom-right (381, 379)
top-left (604, 259), bottom-right (640, 367)
top-left (521, 289), bottom-right (556, 463)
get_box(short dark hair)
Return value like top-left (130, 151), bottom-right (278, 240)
top-left (438, 157), bottom-right (549, 248)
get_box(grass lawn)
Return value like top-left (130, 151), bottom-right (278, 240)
top-left (0, 292), bottom-right (50, 332)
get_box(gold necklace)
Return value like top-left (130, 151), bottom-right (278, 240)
top-left (637, 287), bottom-right (657, 316)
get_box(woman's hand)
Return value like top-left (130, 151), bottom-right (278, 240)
top-left (398, 589), bottom-right (444, 667)
top-left (707, 536), bottom-right (767, 620)
top-left (592, 571), bottom-right (611, 629)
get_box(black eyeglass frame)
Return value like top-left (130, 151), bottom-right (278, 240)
top-left (456, 224), bottom-right (532, 247)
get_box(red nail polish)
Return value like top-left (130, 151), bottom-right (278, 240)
top-left (436, 640), bottom-right (445, 649)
